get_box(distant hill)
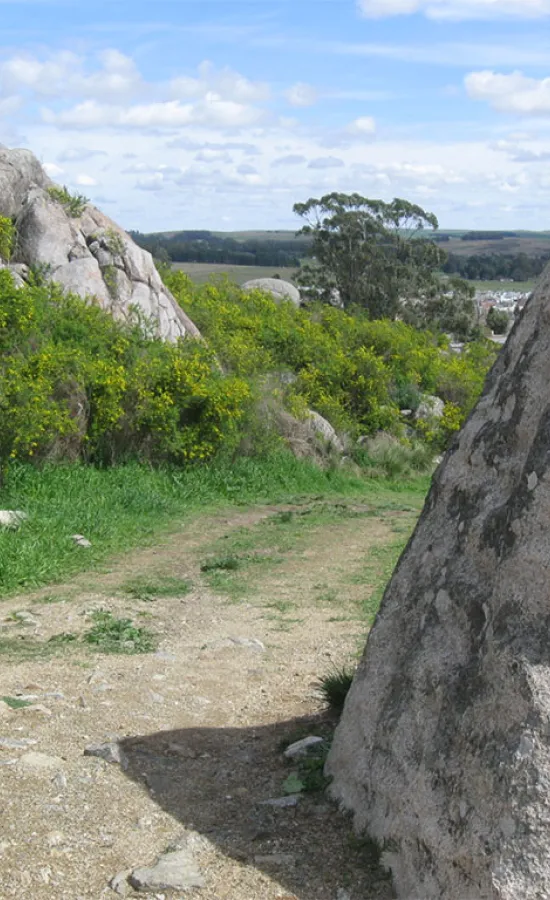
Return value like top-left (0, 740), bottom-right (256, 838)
top-left (130, 229), bottom-right (310, 269)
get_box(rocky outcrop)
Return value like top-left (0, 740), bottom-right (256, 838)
top-left (0, 147), bottom-right (199, 341)
top-left (242, 277), bottom-right (301, 307)
top-left (326, 266), bottom-right (550, 899)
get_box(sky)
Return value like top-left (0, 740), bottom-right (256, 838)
top-left (1, 0), bottom-right (550, 232)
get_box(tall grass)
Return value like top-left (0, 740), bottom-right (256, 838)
top-left (0, 453), bottom-right (429, 597)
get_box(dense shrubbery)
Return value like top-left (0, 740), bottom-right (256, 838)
top-left (165, 271), bottom-right (497, 449)
top-left (0, 266), bottom-right (497, 476)
top-left (0, 270), bottom-right (249, 473)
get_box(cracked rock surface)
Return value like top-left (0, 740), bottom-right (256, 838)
top-left (0, 146), bottom-right (199, 342)
top-left (327, 265), bottom-right (550, 900)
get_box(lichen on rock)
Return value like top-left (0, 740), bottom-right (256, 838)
top-left (326, 264), bottom-right (550, 900)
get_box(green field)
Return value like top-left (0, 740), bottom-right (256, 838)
top-left (172, 262), bottom-right (299, 285)
top-left (472, 280), bottom-right (535, 293)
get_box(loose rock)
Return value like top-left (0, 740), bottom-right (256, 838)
top-left (84, 741), bottom-right (128, 770)
top-left (0, 510), bottom-right (27, 529)
top-left (18, 752), bottom-right (64, 775)
top-left (283, 736), bottom-right (326, 760)
top-left (128, 848), bottom-right (205, 892)
top-left (71, 534), bottom-right (92, 549)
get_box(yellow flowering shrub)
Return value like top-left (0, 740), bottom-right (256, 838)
top-left (0, 273), bottom-right (251, 470)
top-left (166, 270), bottom-right (497, 445)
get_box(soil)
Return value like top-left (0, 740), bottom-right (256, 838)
top-left (0, 498), bottom-right (416, 900)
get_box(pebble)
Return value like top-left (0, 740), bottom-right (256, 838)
top-left (128, 848), bottom-right (205, 892)
top-left (283, 736), bottom-right (326, 759)
top-left (0, 736), bottom-right (37, 750)
top-left (0, 510), bottom-right (27, 529)
top-left (109, 870), bottom-right (132, 897)
top-left (72, 534), bottom-right (92, 548)
top-left (84, 741), bottom-right (128, 770)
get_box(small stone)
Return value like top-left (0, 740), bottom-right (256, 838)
top-left (71, 534), bottom-right (92, 548)
top-left (129, 848), bottom-right (205, 892)
top-left (283, 736), bottom-right (326, 760)
top-left (0, 510), bottom-right (27, 529)
top-left (109, 871), bottom-right (132, 897)
top-left (84, 741), bottom-right (128, 770)
top-left (229, 637), bottom-right (265, 652)
top-left (527, 471), bottom-right (538, 491)
top-left (260, 795), bottom-right (301, 808)
top-left (149, 691), bottom-right (164, 704)
top-left (52, 771), bottom-right (67, 791)
top-left (0, 736), bottom-right (37, 750)
top-left (18, 752), bottom-right (64, 775)
top-left (336, 890), bottom-right (352, 900)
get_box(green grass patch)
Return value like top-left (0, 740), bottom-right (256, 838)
top-left (350, 535), bottom-right (413, 624)
top-left (121, 575), bottom-right (192, 601)
top-left (83, 611), bottom-right (156, 654)
top-left (317, 667), bottom-right (356, 712)
top-left (1, 695), bottom-right (32, 709)
top-left (0, 453), bottom-right (421, 599)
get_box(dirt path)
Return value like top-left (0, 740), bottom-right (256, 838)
top-left (0, 498), bottom-right (418, 900)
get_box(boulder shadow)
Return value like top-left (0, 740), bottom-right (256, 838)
top-left (119, 712), bottom-right (392, 899)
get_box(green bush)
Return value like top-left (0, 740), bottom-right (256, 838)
top-left (0, 271), bottom-right (249, 472)
top-left (0, 216), bottom-right (15, 262)
top-left (46, 185), bottom-right (89, 218)
top-left (165, 271), bottom-right (497, 446)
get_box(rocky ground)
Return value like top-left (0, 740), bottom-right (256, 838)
top-left (0, 497), bottom-right (419, 899)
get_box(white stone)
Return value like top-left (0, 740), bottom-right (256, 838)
top-left (242, 277), bottom-right (301, 307)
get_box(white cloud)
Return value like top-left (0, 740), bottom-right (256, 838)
top-left (75, 173), bottom-right (97, 186)
top-left (285, 82), bottom-right (318, 107)
top-left (43, 162), bottom-right (64, 176)
top-left (465, 70), bottom-right (550, 114)
top-left (0, 49), bottom-right (142, 100)
top-left (42, 95), bottom-right (264, 130)
top-left (347, 116), bottom-right (377, 135)
top-left (358, 0), bottom-right (550, 19)
top-left (171, 61), bottom-right (269, 103)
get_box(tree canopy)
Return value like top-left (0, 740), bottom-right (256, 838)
top-left (293, 192), bottom-right (478, 339)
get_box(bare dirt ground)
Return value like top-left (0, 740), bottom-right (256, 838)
top-left (0, 499), bottom-right (418, 900)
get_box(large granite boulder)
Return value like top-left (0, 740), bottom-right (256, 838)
top-left (326, 265), bottom-right (550, 899)
top-left (0, 147), bottom-right (199, 341)
top-left (241, 277), bottom-right (301, 307)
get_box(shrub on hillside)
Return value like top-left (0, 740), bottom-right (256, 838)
top-left (165, 271), bottom-right (496, 447)
top-left (0, 270), bottom-right (249, 473)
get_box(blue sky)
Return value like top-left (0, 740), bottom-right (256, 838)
top-left (2, 0), bottom-right (550, 231)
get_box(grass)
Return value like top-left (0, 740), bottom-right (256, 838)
top-left (317, 667), bottom-right (356, 713)
top-left (172, 262), bottom-right (298, 285)
top-left (83, 611), bottom-right (156, 654)
top-left (1, 695), bottom-right (32, 709)
top-left (0, 452), bottom-right (429, 599)
top-left (121, 575), bottom-right (192, 601)
top-left (472, 279), bottom-right (535, 292)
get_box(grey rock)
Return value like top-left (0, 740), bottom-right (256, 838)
top-left (0, 736), bottom-right (37, 749)
top-left (0, 147), bottom-right (199, 343)
top-left (129, 848), bottom-right (205, 892)
top-left (415, 393), bottom-right (445, 421)
top-left (109, 871), bottom-right (132, 897)
top-left (306, 410), bottom-right (344, 454)
top-left (0, 510), bottom-right (27, 529)
top-left (84, 741), bottom-right (128, 770)
top-left (228, 637), bottom-right (265, 652)
top-left (284, 735), bottom-right (326, 759)
top-left (242, 277), bottom-right (301, 307)
top-left (71, 534), bottom-right (92, 549)
top-left (326, 267), bottom-right (550, 899)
